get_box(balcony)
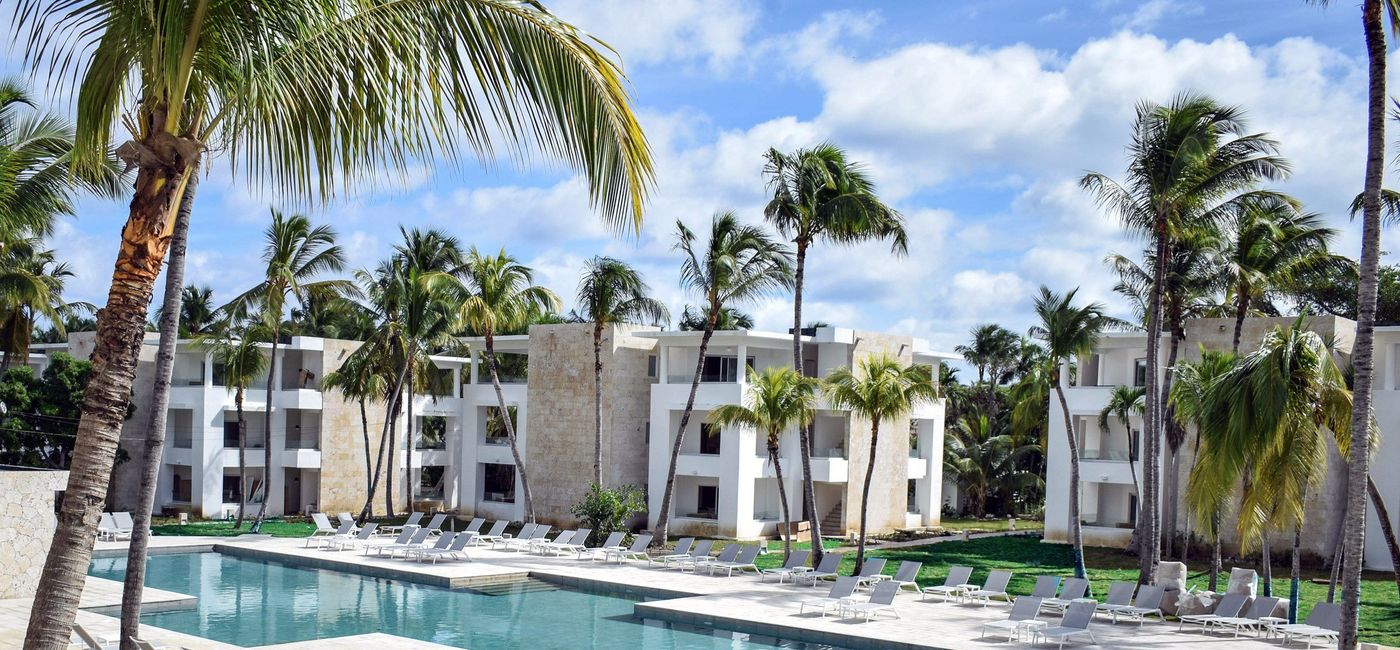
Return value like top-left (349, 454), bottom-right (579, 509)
top-left (281, 449), bottom-right (321, 468)
top-left (808, 456), bottom-right (849, 483)
top-left (675, 452), bottom-right (724, 478)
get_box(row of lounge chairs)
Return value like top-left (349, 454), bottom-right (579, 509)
top-left (644, 537), bottom-right (764, 576)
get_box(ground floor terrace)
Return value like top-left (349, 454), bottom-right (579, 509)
top-left (6, 532), bottom-right (1396, 649)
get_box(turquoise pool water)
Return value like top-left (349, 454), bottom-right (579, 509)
top-left (89, 552), bottom-right (845, 649)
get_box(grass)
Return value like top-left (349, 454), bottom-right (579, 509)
top-left (754, 535), bottom-right (1399, 645)
top-left (149, 517), bottom-right (318, 538)
top-left (938, 517), bottom-right (1044, 533)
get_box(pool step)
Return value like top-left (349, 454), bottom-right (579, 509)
top-left (467, 578), bottom-right (560, 596)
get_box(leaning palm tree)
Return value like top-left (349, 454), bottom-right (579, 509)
top-left (453, 247), bottom-right (561, 522)
top-left (708, 366), bottom-right (816, 560)
top-left (1030, 286), bottom-right (1121, 579)
top-left (1097, 385), bottom-right (1145, 500)
top-left (1081, 93), bottom-right (1289, 582)
top-left (1169, 348), bottom-right (1238, 591)
top-left (576, 256), bottom-right (669, 486)
top-left (196, 327), bottom-right (269, 529)
top-left (825, 354), bottom-right (938, 573)
top-left (321, 347), bottom-right (388, 508)
top-left (652, 213), bottom-right (794, 545)
top-left (763, 143), bottom-right (905, 561)
top-left (222, 211), bottom-right (348, 532)
top-left (12, 1), bottom-right (654, 642)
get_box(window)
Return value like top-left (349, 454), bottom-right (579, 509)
top-left (907, 479), bottom-right (918, 513)
top-left (222, 475), bottom-right (242, 503)
top-left (699, 355), bottom-right (753, 383)
top-left (419, 416), bottom-right (447, 449)
top-left (699, 423), bottom-right (721, 455)
top-left (223, 421), bottom-right (240, 448)
top-left (483, 463), bottom-right (515, 503)
top-left (647, 355), bottom-right (658, 378)
top-left (1133, 358), bottom-right (1147, 387)
top-left (696, 485), bottom-right (718, 519)
top-left (419, 466), bottom-right (445, 500)
top-left (644, 421), bottom-right (650, 445)
top-left (909, 422), bottom-right (920, 458)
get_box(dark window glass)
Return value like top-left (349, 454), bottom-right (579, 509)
top-left (699, 423), bottom-right (721, 455)
top-left (1133, 359), bottom-right (1147, 387)
top-left (697, 485), bottom-right (718, 518)
top-left (483, 463), bottom-right (516, 503)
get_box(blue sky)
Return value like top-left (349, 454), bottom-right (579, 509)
top-left (3, 0), bottom-right (1391, 353)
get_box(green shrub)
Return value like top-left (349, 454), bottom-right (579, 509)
top-left (571, 483), bottom-right (646, 546)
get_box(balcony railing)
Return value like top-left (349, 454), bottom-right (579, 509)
top-left (1080, 449), bottom-right (1135, 461)
top-left (813, 447), bottom-right (845, 459)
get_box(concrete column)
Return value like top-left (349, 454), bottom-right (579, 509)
top-left (267, 408), bottom-right (287, 516)
top-left (203, 351), bottom-right (214, 386)
top-left (1059, 359), bottom-right (1071, 388)
top-left (736, 345), bottom-right (748, 385)
top-left (725, 423), bottom-right (754, 538)
top-left (658, 344), bottom-right (669, 384)
top-left (646, 401), bottom-right (670, 529)
top-left (198, 396), bottom-right (224, 519)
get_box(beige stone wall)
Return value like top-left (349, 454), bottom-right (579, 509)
top-left (318, 338), bottom-right (403, 516)
top-left (0, 470), bottom-right (68, 598)
top-left (842, 331), bottom-right (916, 536)
top-left (522, 323), bottom-right (657, 526)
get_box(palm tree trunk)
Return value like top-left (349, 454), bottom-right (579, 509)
top-left (770, 440), bottom-right (792, 561)
top-left (1138, 226), bottom-right (1168, 583)
top-left (359, 399), bottom-right (372, 499)
top-left (1261, 534), bottom-right (1273, 597)
top-left (119, 166), bottom-right (199, 650)
top-left (1367, 476), bottom-right (1400, 597)
top-left (236, 392), bottom-right (247, 529)
top-left (1329, 533), bottom-right (1343, 602)
top-left (854, 419), bottom-right (880, 574)
top-left (406, 355), bottom-right (415, 514)
top-left (252, 329), bottom-right (279, 532)
top-left (652, 317), bottom-right (718, 546)
top-left (386, 387), bottom-right (401, 518)
top-left (360, 357), bottom-right (410, 523)
top-left (1232, 291), bottom-right (1249, 355)
top-left (789, 242), bottom-right (823, 562)
top-left (1342, 8), bottom-right (1386, 647)
top-left (593, 322), bottom-right (604, 487)
top-left (484, 335), bottom-right (533, 521)
top-left (1055, 378), bottom-right (1087, 579)
top-left (24, 149), bottom-right (197, 649)
top-left (1211, 530), bottom-right (1222, 592)
top-left (1162, 327), bottom-right (1183, 559)
top-left (1291, 524), bottom-right (1303, 624)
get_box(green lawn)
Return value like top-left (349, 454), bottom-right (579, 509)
top-left (939, 517), bottom-right (1045, 533)
top-left (755, 535), bottom-right (1398, 645)
top-left (149, 518), bottom-right (319, 538)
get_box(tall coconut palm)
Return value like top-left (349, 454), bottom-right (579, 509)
top-left (0, 240), bottom-right (94, 370)
top-left (576, 256), bottom-right (669, 486)
top-left (1097, 385), bottom-right (1145, 500)
top-left (763, 144), bottom-right (905, 562)
top-left (322, 346), bottom-right (389, 510)
top-left (943, 411), bottom-right (1042, 518)
top-left (453, 247), bottom-right (561, 522)
top-left (652, 213), bottom-right (794, 545)
top-left (223, 211), bottom-right (348, 532)
top-left (13, 1), bottom-right (653, 642)
top-left (1081, 93), bottom-right (1289, 582)
top-left (1168, 348), bottom-right (1238, 591)
top-left (678, 305), bottom-right (753, 331)
top-left (1030, 286), bottom-right (1121, 579)
top-left (179, 285), bottom-right (217, 336)
top-left (825, 354), bottom-right (938, 572)
top-left (1219, 196), bottom-right (1351, 353)
top-left (354, 262), bottom-right (410, 520)
top-left (196, 327), bottom-right (268, 529)
top-left (708, 366), bottom-right (817, 559)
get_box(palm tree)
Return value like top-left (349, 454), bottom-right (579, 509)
top-left (1169, 348), bottom-right (1238, 592)
top-left (1081, 93), bottom-right (1289, 582)
top-left (179, 285), bottom-right (217, 336)
top-left (354, 262), bottom-right (409, 520)
top-left (653, 213), bottom-right (794, 545)
top-left (1186, 321), bottom-right (1365, 622)
top-left (223, 211), bottom-right (348, 532)
top-left (0, 240), bottom-right (94, 370)
top-left (1097, 385), bottom-right (1145, 500)
top-left (13, 1), bottom-right (654, 641)
top-left (576, 256), bottom-right (669, 486)
top-left (197, 328), bottom-right (269, 529)
top-left (955, 323), bottom-right (1021, 419)
top-left (322, 347), bottom-right (388, 510)
top-left (825, 354), bottom-right (938, 572)
top-left (0, 78), bottom-right (124, 239)
top-left (763, 144), bottom-right (906, 562)
top-left (453, 247), bottom-right (561, 522)
top-left (1030, 286), bottom-right (1121, 579)
top-left (943, 411), bottom-right (1042, 518)
top-left (708, 366), bottom-right (817, 559)
top-left (678, 305), bottom-right (753, 331)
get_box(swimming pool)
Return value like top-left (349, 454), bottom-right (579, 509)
top-left (89, 552), bottom-right (846, 649)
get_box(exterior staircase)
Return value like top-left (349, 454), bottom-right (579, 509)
top-left (820, 504), bottom-right (844, 538)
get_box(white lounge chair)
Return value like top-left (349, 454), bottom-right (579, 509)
top-left (72, 624), bottom-right (117, 650)
top-left (1041, 577), bottom-right (1090, 614)
top-left (368, 527), bottom-right (431, 557)
top-left (649, 537), bottom-right (694, 567)
top-left (1275, 602), bottom-right (1340, 649)
top-left (853, 558), bottom-right (888, 589)
top-left (1029, 575), bottom-right (1062, 598)
top-left (307, 513), bottom-right (336, 539)
top-left (473, 520), bottom-right (509, 545)
top-left (666, 539), bottom-right (714, 570)
top-left (578, 531), bottom-right (625, 560)
top-left (381, 512), bottom-right (423, 536)
top-left (1094, 581), bottom-right (1135, 616)
top-left (1033, 600), bottom-right (1098, 649)
top-left (335, 512), bottom-right (361, 534)
top-left (112, 512), bottom-right (136, 540)
top-left (493, 523), bottom-right (537, 550)
top-left (410, 532), bottom-right (475, 564)
top-left (326, 523), bottom-right (378, 551)
top-left (708, 544), bottom-right (761, 577)
top-left (842, 580), bottom-right (901, 621)
top-left (1109, 584), bottom-right (1165, 625)
top-left (799, 576), bottom-right (859, 618)
top-left (463, 517), bottom-right (485, 534)
top-left (97, 513), bottom-right (124, 541)
top-left (965, 569), bottom-right (1014, 606)
top-left (605, 533), bottom-right (654, 564)
top-left (1210, 595), bottom-right (1281, 637)
top-left (801, 553), bottom-right (844, 586)
top-left (1177, 592), bottom-right (1249, 632)
top-left (420, 513), bottom-right (448, 535)
top-left (363, 526), bottom-right (419, 555)
top-left (397, 530), bottom-right (455, 559)
top-left (687, 543), bottom-right (737, 573)
top-left (545, 528), bottom-right (592, 556)
top-left (922, 566), bottom-right (974, 602)
top-left (306, 521), bottom-right (355, 548)
top-left (759, 550), bottom-right (811, 583)
top-left (502, 525), bottom-right (550, 552)
top-left (532, 530), bottom-right (576, 555)
top-left (982, 596), bottom-right (1043, 641)
top-left (887, 560), bottom-right (923, 595)
top-left (129, 638), bottom-right (178, 650)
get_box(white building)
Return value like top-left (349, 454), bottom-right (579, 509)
top-left (1043, 315), bottom-right (1400, 570)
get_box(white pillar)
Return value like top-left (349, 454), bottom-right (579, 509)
top-left (658, 344), bottom-right (669, 384)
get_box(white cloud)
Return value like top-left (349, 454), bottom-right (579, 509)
top-left (1118, 0), bottom-right (1203, 31)
top-left (548, 0), bottom-right (759, 70)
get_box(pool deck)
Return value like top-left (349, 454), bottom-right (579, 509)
top-left (0, 534), bottom-right (1370, 650)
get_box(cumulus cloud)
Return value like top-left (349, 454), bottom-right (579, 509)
top-left (548, 0), bottom-right (759, 70)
